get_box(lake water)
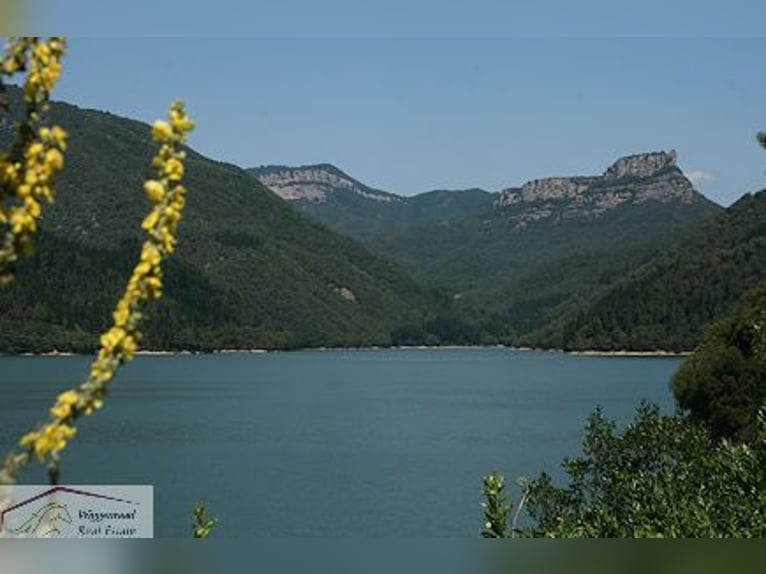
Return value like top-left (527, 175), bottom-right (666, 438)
top-left (0, 348), bottom-right (681, 537)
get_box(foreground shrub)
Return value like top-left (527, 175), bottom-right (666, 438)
top-left (483, 402), bottom-right (766, 537)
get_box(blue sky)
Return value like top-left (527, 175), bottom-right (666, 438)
top-left (14, 3), bottom-right (766, 205)
top-left (31, 1), bottom-right (766, 38)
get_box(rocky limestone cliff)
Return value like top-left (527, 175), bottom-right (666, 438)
top-left (494, 150), bottom-right (695, 228)
top-left (250, 165), bottom-right (400, 204)
top-left (603, 150), bottom-right (677, 180)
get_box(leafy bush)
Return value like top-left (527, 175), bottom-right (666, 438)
top-left (672, 286), bottom-right (766, 442)
top-left (483, 403), bottom-right (766, 537)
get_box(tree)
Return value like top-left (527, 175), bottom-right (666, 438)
top-left (482, 403), bottom-right (766, 538)
top-left (672, 286), bottom-right (766, 442)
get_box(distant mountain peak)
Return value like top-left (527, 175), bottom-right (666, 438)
top-left (248, 164), bottom-right (401, 204)
top-left (603, 150), bottom-right (677, 180)
top-left (494, 150), bottom-right (701, 228)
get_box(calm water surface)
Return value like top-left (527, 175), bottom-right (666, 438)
top-left (0, 348), bottom-right (681, 537)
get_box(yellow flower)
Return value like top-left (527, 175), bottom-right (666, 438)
top-left (144, 180), bottom-right (165, 203)
top-left (50, 403), bottom-right (72, 419)
top-left (90, 362), bottom-right (114, 385)
top-left (35, 424), bottom-right (76, 458)
top-left (141, 243), bottom-right (162, 267)
top-left (122, 335), bottom-right (138, 358)
top-left (24, 197), bottom-right (41, 218)
top-left (20, 431), bottom-right (40, 448)
top-left (26, 142), bottom-right (44, 159)
top-left (23, 423), bottom-right (77, 460)
top-left (152, 120), bottom-right (173, 142)
top-left (165, 206), bottom-right (179, 223)
top-left (33, 43), bottom-right (51, 63)
top-left (170, 109), bottom-right (195, 133)
top-left (83, 398), bottom-right (104, 415)
top-left (142, 209), bottom-right (160, 231)
top-left (171, 187), bottom-right (186, 207)
top-left (164, 158), bottom-right (184, 181)
top-left (41, 65), bottom-right (61, 90)
top-left (9, 209), bottom-right (35, 234)
top-left (113, 302), bottom-right (130, 327)
top-left (160, 228), bottom-right (176, 252)
top-left (145, 276), bottom-right (163, 298)
top-left (100, 327), bottom-right (125, 352)
top-left (2, 58), bottom-right (19, 74)
top-left (51, 126), bottom-right (68, 149)
top-left (38, 185), bottom-right (53, 203)
top-left (2, 161), bottom-right (20, 182)
top-left (57, 391), bottom-right (79, 406)
top-left (44, 148), bottom-right (64, 171)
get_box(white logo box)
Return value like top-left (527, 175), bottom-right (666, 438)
top-left (0, 485), bottom-right (153, 538)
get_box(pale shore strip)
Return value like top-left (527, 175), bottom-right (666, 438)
top-left (20, 350), bottom-right (77, 357)
top-left (564, 349), bottom-right (691, 357)
top-left (510, 346), bottom-right (690, 357)
top-left (4, 345), bottom-right (691, 357)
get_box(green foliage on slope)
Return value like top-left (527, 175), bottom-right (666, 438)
top-left (301, 187), bottom-right (495, 243)
top-left (525, 190), bottom-right (766, 351)
top-left (372, 193), bottom-right (721, 342)
top-left (483, 403), bottom-right (766, 538)
top-left (258, 155), bottom-right (721, 347)
top-left (0, 92), bottom-right (441, 352)
top-left (671, 285), bottom-right (766, 441)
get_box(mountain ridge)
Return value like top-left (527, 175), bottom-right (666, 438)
top-left (494, 150), bottom-right (696, 228)
top-left (247, 151), bottom-right (722, 343)
top-left (0, 86), bottom-right (732, 352)
top-left (366, 152), bottom-right (722, 341)
top-left (248, 163), bottom-right (495, 241)
top-left (250, 163), bottom-right (403, 204)
top-left (250, 150), bottom-right (711, 239)
top-left (0, 88), bottom-right (444, 352)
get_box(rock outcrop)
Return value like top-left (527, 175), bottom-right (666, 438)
top-left (604, 150), bottom-right (677, 180)
top-left (494, 150), bottom-right (695, 228)
top-left (249, 164), bottom-right (400, 204)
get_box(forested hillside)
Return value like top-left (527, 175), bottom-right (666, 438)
top-left (0, 90), bottom-right (441, 352)
top-left (523, 190), bottom-right (766, 351)
top-left (370, 153), bottom-right (722, 341)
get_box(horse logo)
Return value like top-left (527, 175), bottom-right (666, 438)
top-left (7, 502), bottom-right (73, 538)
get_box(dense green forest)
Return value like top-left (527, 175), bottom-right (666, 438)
top-left (523, 190), bottom-right (766, 351)
top-left (256, 160), bottom-right (723, 346)
top-left (252, 160), bottom-right (722, 346)
top-left (372, 194), bottom-right (721, 342)
top-left (0, 89), bottom-right (466, 352)
top-left (0, 86), bottom-right (753, 354)
top-left (671, 284), bottom-right (766, 442)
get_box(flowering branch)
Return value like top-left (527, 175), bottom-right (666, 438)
top-left (0, 101), bottom-right (195, 485)
top-left (0, 37), bottom-right (67, 284)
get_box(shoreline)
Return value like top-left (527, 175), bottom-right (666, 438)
top-left (563, 349), bottom-right (690, 358)
top-left (1, 345), bottom-right (691, 358)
